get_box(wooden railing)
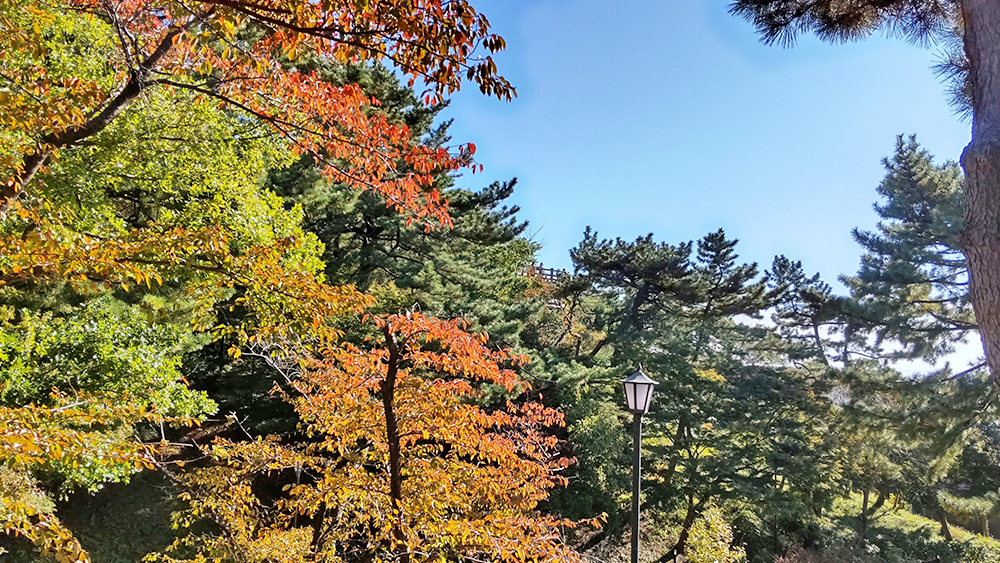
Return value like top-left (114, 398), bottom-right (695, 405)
top-left (523, 263), bottom-right (564, 283)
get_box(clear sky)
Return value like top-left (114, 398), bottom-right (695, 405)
top-left (440, 0), bottom-right (972, 289)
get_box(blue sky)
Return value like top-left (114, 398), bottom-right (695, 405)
top-left (440, 0), bottom-right (971, 288)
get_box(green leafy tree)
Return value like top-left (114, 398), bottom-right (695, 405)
top-left (686, 507), bottom-right (747, 563)
top-left (0, 63), bottom-right (342, 560)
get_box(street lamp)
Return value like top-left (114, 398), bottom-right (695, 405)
top-left (622, 367), bottom-right (658, 563)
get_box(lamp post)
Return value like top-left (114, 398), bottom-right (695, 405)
top-left (622, 368), bottom-right (658, 563)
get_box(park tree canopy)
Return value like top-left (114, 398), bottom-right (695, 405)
top-left (5, 2), bottom-right (1000, 563)
top-left (0, 2), bottom-right (599, 562)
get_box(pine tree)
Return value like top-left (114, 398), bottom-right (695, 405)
top-left (767, 255), bottom-right (840, 365)
top-left (729, 0), bottom-right (1000, 388)
top-left (842, 135), bottom-right (972, 364)
top-left (835, 138), bottom-right (997, 456)
top-left (552, 229), bottom-right (838, 561)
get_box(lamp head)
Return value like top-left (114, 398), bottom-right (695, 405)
top-left (622, 367), bottom-right (658, 415)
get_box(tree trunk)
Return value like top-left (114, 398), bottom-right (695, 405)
top-left (655, 499), bottom-right (700, 563)
top-left (938, 508), bottom-right (953, 542)
top-left (382, 327), bottom-right (408, 563)
top-left (859, 488), bottom-right (870, 541)
top-left (662, 419), bottom-right (686, 489)
top-left (870, 490), bottom-right (888, 514)
top-left (960, 0), bottom-right (1000, 388)
top-left (812, 321), bottom-right (831, 366)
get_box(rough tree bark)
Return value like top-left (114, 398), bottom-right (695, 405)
top-left (960, 0), bottom-right (1000, 388)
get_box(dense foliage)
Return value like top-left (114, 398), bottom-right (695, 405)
top-left (1, 1), bottom-right (999, 563)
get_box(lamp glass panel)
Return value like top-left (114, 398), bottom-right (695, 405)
top-left (636, 383), bottom-right (650, 413)
top-left (625, 383), bottom-right (637, 411)
top-left (642, 384), bottom-right (655, 412)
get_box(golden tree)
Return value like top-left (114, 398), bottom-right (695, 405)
top-left (155, 313), bottom-right (592, 563)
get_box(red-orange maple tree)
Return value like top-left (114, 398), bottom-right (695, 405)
top-left (154, 312), bottom-right (592, 563)
top-left (2, 0), bottom-right (513, 221)
top-left (0, 0), bottom-right (514, 350)
top-left (0, 0), bottom-right (517, 350)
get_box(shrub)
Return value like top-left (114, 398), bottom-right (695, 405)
top-left (687, 507), bottom-right (746, 563)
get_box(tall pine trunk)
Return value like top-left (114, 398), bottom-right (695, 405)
top-left (961, 0), bottom-right (1000, 389)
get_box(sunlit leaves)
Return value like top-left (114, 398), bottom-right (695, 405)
top-left (0, 295), bottom-right (215, 419)
top-left (1, 0), bottom-right (511, 223)
top-left (0, 394), bottom-right (192, 561)
top-left (0, 0), bottom-right (116, 173)
top-left (160, 312), bottom-right (591, 563)
top-left (0, 0), bottom-right (518, 560)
